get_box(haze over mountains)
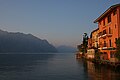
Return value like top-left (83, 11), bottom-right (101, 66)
top-left (57, 45), bottom-right (77, 53)
top-left (0, 29), bottom-right (57, 53)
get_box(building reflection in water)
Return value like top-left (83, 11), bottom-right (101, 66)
top-left (77, 59), bottom-right (120, 80)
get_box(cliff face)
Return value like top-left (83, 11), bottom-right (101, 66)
top-left (0, 30), bottom-right (57, 53)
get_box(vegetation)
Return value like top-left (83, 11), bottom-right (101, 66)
top-left (94, 50), bottom-right (101, 60)
top-left (77, 33), bottom-right (88, 54)
top-left (115, 38), bottom-right (120, 60)
top-left (77, 44), bottom-right (84, 52)
top-left (82, 33), bottom-right (88, 53)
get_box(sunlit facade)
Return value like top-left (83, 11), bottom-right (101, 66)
top-left (87, 28), bottom-right (99, 59)
top-left (94, 4), bottom-right (120, 61)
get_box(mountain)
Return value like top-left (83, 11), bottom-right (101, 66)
top-left (57, 45), bottom-right (77, 53)
top-left (0, 29), bottom-right (57, 53)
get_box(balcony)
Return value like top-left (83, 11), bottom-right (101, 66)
top-left (98, 29), bottom-right (112, 38)
top-left (99, 34), bottom-right (112, 38)
top-left (98, 43), bottom-right (114, 50)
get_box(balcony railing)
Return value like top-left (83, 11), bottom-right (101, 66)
top-left (98, 29), bottom-right (112, 38)
top-left (98, 43), bottom-right (114, 50)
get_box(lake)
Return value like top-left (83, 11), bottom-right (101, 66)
top-left (0, 53), bottom-right (120, 80)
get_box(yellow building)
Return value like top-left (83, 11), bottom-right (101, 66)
top-left (91, 28), bottom-right (99, 48)
top-left (87, 28), bottom-right (99, 59)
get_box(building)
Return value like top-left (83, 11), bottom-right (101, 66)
top-left (88, 38), bottom-right (92, 49)
top-left (88, 28), bottom-right (99, 49)
top-left (87, 28), bottom-right (99, 59)
top-left (91, 28), bottom-right (99, 48)
top-left (94, 4), bottom-right (120, 61)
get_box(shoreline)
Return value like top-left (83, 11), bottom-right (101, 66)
top-left (75, 53), bottom-right (120, 70)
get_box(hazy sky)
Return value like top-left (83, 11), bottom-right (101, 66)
top-left (0, 0), bottom-right (120, 47)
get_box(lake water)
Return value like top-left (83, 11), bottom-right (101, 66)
top-left (0, 53), bottom-right (120, 80)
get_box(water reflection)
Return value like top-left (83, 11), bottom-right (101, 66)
top-left (0, 54), bottom-right (55, 80)
top-left (1, 54), bottom-right (120, 80)
top-left (77, 59), bottom-right (120, 80)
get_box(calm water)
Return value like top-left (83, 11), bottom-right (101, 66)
top-left (0, 53), bottom-right (120, 80)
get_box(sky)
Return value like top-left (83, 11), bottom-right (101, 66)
top-left (0, 0), bottom-right (120, 48)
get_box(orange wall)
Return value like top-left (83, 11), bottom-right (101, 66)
top-left (118, 7), bottom-right (120, 38)
top-left (98, 6), bottom-right (120, 48)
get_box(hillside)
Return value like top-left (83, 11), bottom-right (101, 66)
top-left (0, 29), bottom-right (57, 53)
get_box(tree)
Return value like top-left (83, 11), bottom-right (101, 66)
top-left (77, 44), bottom-right (84, 52)
top-left (94, 50), bottom-right (101, 60)
top-left (115, 38), bottom-right (120, 60)
top-left (77, 44), bottom-right (82, 51)
top-left (82, 33), bottom-right (88, 53)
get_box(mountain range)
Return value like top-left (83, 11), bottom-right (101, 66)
top-left (0, 29), bottom-right (57, 53)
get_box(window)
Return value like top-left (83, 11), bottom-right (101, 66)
top-left (103, 30), bottom-right (106, 35)
top-left (109, 27), bottom-right (112, 34)
top-left (115, 38), bottom-right (117, 43)
top-left (107, 14), bottom-right (111, 23)
top-left (104, 41), bottom-right (106, 47)
top-left (113, 9), bottom-right (117, 15)
top-left (115, 24), bottom-right (116, 28)
top-left (109, 39), bottom-right (112, 47)
top-left (97, 43), bottom-right (98, 48)
top-left (98, 32), bottom-right (102, 36)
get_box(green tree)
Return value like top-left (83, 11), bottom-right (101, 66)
top-left (115, 38), bottom-right (120, 60)
top-left (94, 50), bottom-right (101, 60)
top-left (82, 33), bottom-right (88, 53)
